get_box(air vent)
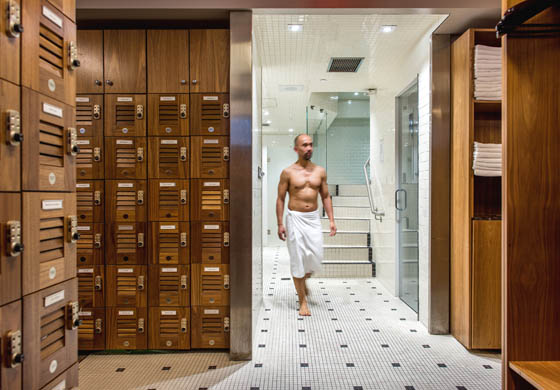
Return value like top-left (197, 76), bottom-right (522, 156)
top-left (327, 57), bottom-right (364, 72)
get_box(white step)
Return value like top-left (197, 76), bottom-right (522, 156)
top-left (333, 206), bottom-right (372, 218)
top-left (332, 196), bottom-right (371, 207)
top-left (322, 218), bottom-right (370, 232)
top-left (323, 232), bottom-right (368, 246)
top-left (314, 262), bottom-right (373, 278)
top-left (336, 184), bottom-right (369, 197)
top-left (324, 246), bottom-right (369, 261)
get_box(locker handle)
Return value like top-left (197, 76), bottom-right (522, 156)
top-left (223, 103), bottom-right (230, 118)
top-left (192, 79), bottom-right (198, 84)
top-left (223, 189), bottom-right (230, 204)
top-left (180, 104), bottom-right (187, 119)
top-left (93, 147), bottom-right (102, 162)
top-left (180, 190), bottom-right (188, 205)
top-left (68, 216), bottom-right (80, 243)
top-left (6, 0), bottom-right (23, 38)
top-left (224, 274), bottom-right (230, 290)
top-left (180, 275), bottom-right (187, 289)
top-left (6, 220), bottom-right (23, 257)
top-left (137, 147), bottom-right (144, 162)
top-left (95, 80), bottom-right (102, 86)
top-left (223, 232), bottom-right (230, 247)
top-left (67, 128), bottom-right (79, 156)
top-left (138, 318), bottom-right (145, 333)
top-left (5, 110), bottom-right (22, 146)
top-left (106, 80), bottom-right (113, 86)
top-left (137, 233), bottom-right (145, 248)
top-left (180, 232), bottom-right (187, 248)
top-left (180, 147), bottom-right (187, 161)
top-left (94, 233), bottom-right (102, 249)
top-left (94, 191), bottom-right (102, 205)
top-left (95, 318), bottom-right (103, 334)
top-left (66, 302), bottom-right (81, 330)
top-left (223, 147), bottom-right (230, 161)
top-left (137, 275), bottom-right (145, 290)
top-left (136, 105), bottom-right (144, 120)
top-left (181, 318), bottom-right (187, 333)
top-left (181, 80), bottom-right (187, 85)
top-left (93, 104), bottom-right (101, 119)
top-left (6, 329), bottom-right (23, 368)
top-left (68, 41), bottom-right (80, 70)
top-left (137, 190), bottom-right (144, 205)
top-left (95, 275), bottom-right (103, 291)
top-left (224, 316), bottom-right (230, 332)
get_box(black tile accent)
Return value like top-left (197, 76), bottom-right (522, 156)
top-left (254, 363), bottom-right (263, 368)
top-left (377, 293), bottom-right (382, 295)
top-left (328, 309), bottom-right (334, 312)
top-left (116, 368), bottom-right (125, 372)
top-left (350, 293), bottom-right (356, 296)
top-left (268, 294), bottom-right (273, 296)
top-left (405, 387), bottom-right (416, 390)
top-left (410, 330), bottom-right (417, 333)
top-left (300, 363), bottom-right (309, 367)
top-left (325, 300), bottom-right (331, 303)
top-left (265, 309), bottom-right (271, 311)
top-left (343, 281), bottom-right (347, 284)
top-left (261, 329), bottom-right (268, 332)
top-left (199, 388), bottom-right (209, 390)
top-left (321, 287), bottom-right (326, 290)
top-left (400, 318), bottom-right (406, 321)
top-left (258, 344), bottom-right (265, 348)
top-left (281, 278), bottom-right (290, 280)
top-left (392, 363), bottom-right (401, 367)
top-left (346, 287), bottom-right (351, 289)
top-left (299, 344), bottom-right (307, 348)
top-left (336, 330), bottom-right (343, 333)
top-left (162, 366), bottom-right (171, 371)
top-left (332, 318), bottom-right (338, 321)
top-left (319, 281), bottom-right (324, 284)
top-left (381, 344), bottom-right (389, 348)
top-left (360, 309), bottom-right (365, 311)
top-left (354, 387), bottom-right (363, 390)
top-left (346, 363), bottom-right (355, 367)
top-left (391, 308), bottom-right (397, 311)
top-left (250, 387), bottom-right (260, 390)
top-left (298, 318), bottom-right (304, 321)
top-left (340, 344), bottom-right (348, 348)
top-left (456, 387), bottom-right (468, 390)
top-left (354, 300), bottom-right (360, 303)
top-left (263, 318), bottom-right (270, 321)
top-left (422, 344), bottom-right (431, 348)
top-left (366, 318), bottom-right (372, 321)
top-left (298, 329), bottom-right (305, 332)
top-left (208, 366), bottom-right (217, 370)
top-left (323, 293), bottom-right (328, 296)
top-left (483, 365), bottom-right (493, 369)
top-left (437, 363), bottom-right (447, 368)
top-left (373, 329), bottom-right (380, 332)
top-left (302, 387), bottom-right (312, 390)
top-left (384, 300), bottom-right (389, 302)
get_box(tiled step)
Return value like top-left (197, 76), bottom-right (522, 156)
top-left (336, 185), bottom-right (368, 197)
top-left (333, 206), bottom-right (372, 218)
top-left (323, 232), bottom-right (368, 246)
top-left (314, 261), bottom-right (373, 278)
top-left (322, 218), bottom-right (370, 232)
top-left (332, 196), bottom-right (370, 207)
top-left (324, 246), bottom-right (370, 261)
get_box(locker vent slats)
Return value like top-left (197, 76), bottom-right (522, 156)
top-left (116, 105), bottom-right (135, 127)
top-left (159, 188), bottom-right (179, 214)
top-left (160, 317), bottom-right (179, 335)
top-left (78, 317), bottom-right (94, 341)
top-left (201, 317), bottom-right (221, 335)
top-left (77, 191), bottom-right (93, 219)
top-left (159, 103), bottom-right (179, 125)
top-left (40, 308), bottom-right (66, 359)
top-left (117, 231), bottom-right (136, 253)
top-left (201, 189), bottom-right (221, 211)
top-left (116, 146), bottom-right (136, 169)
top-left (77, 103), bottom-right (93, 126)
top-left (201, 101), bottom-right (221, 129)
top-left (117, 275), bottom-right (136, 302)
top-left (78, 273), bottom-right (94, 306)
top-left (77, 144), bottom-right (93, 170)
top-left (202, 274), bottom-right (222, 292)
top-left (160, 275), bottom-right (179, 303)
top-left (39, 25), bottom-right (63, 76)
top-left (77, 229), bottom-right (93, 254)
top-left (159, 232), bottom-right (179, 262)
top-left (116, 190), bottom-right (135, 212)
top-left (202, 231), bottom-right (221, 248)
top-left (40, 217), bottom-right (65, 262)
top-left (159, 145), bottom-right (179, 170)
top-left (39, 120), bottom-right (64, 167)
top-left (117, 317), bottom-right (136, 337)
top-left (201, 145), bottom-right (221, 171)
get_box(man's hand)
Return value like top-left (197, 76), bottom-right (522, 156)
top-left (278, 224), bottom-right (287, 241)
top-left (329, 222), bottom-right (337, 236)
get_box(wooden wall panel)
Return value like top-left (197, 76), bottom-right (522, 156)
top-left (77, 30), bottom-right (104, 94)
top-left (189, 29), bottom-right (229, 93)
top-left (103, 30), bottom-right (146, 93)
top-left (147, 30), bottom-right (189, 94)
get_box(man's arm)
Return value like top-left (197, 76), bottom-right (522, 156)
top-left (319, 168), bottom-right (337, 236)
top-left (276, 169), bottom-right (289, 241)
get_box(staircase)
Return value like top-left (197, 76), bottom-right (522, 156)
top-left (316, 184), bottom-right (374, 278)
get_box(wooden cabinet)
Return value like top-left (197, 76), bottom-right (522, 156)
top-left (105, 223), bottom-right (147, 265)
top-left (148, 137), bottom-right (189, 179)
top-left (190, 136), bottom-right (229, 179)
top-left (190, 93), bottom-right (229, 136)
top-left (190, 179), bottom-right (229, 221)
top-left (106, 307), bottom-right (147, 350)
top-left (0, 300), bottom-right (22, 390)
top-left (46, 0), bottom-right (75, 22)
top-left (148, 307), bottom-right (190, 350)
top-left (104, 137), bottom-right (147, 180)
top-left (190, 29), bottom-right (229, 93)
top-left (148, 265), bottom-right (189, 307)
top-left (0, 0), bottom-right (21, 85)
top-left (191, 221), bottom-right (229, 264)
top-left (77, 265), bottom-right (104, 308)
top-left (191, 306), bottom-right (229, 349)
top-left (148, 180), bottom-right (189, 222)
top-left (104, 94), bottom-right (146, 137)
top-left (78, 308), bottom-right (105, 350)
top-left (0, 193), bottom-right (22, 306)
top-left (76, 94), bottom-right (103, 139)
top-left (105, 180), bottom-right (147, 223)
top-left (76, 135), bottom-right (104, 180)
top-left (191, 264), bottom-right (229, 307)
top-left (147, 30), bottom-right (189, 94)
top-left (76, 180), bottom-right (104, 223)
top-left (106, 265), bottom-right (146, 307)
top-left (77, 30), bottom-right (103, 94)
top-left (0, 80), bottom-right (21, 191)
top-left (41, 363), bottom-right (79, 390)
top-left (103, 30), bottom-right (146, 93)
top-left (76, 222), bottom-right (104, 266)
top-left (148, 222), bottom-right (189, 265)
top-left (148, 94), bottom-right (189, 136)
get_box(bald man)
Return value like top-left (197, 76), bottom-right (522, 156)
top-left (276, 134), bottom-right (337, 316)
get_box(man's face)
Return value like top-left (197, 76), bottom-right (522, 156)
top-left (294, 135), bottom-right (313, 160)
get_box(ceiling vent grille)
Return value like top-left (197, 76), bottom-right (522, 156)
top-left (327, 57), bottom-right (364, 72)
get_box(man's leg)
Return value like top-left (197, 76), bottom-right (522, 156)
top-left (293, 277), bottom-right (311, 316)
top-left (304, 273), bottom-right (312, 296)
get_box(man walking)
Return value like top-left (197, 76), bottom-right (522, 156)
top-left (276, 134), bottom-right (336, 316)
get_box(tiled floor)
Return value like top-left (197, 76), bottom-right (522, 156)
top-left (78, 247), bottom-right (501, 390)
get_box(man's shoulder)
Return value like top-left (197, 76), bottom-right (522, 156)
top-left (313, 164), bottom-right (326, 174)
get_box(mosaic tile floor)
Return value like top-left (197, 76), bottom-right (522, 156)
top-left (78, 247), bottom-right (501, 390)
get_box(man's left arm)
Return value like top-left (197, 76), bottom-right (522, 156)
top-left (319, 168), bottom-right (337, 236)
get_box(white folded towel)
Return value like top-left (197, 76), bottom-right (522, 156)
top-left (474, 163), bottom-right (502, 170)
top-left (475, 45), bottom-right (501, 53)
top-left (474, 169), bottom-right (502, 177)
top-left (474, 158), bottom-right (502, 165)
top-left (474, 153), bottom-right (502, 160)
top-left (475, 142), bottom-right (502, 148)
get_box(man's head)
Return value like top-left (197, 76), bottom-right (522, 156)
top-left (294, 134), bottom-right (313, 161)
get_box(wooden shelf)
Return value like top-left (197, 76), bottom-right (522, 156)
top-left (474, 100), bottom-right (502, 113)
top-left (510, 361), bottom-right (560, 390)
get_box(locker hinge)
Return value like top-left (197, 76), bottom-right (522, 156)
top-left (68, 215), bottom-right (79, 243)
top-left (224, 316), bottom-right (230, 332)
top-left (137, 147), bottom-right (144, 162)
top-left (5, 329), bottom-right (23, 368)
top-left (181, 318), bottom-right (187, 333)
top-left (5, 109), bottom-right (22, 146)
top-left (94, 275), bottom-right (102, 291)
top-left (67, 127), bottom-right (79, 156)
top-left (138, 318), bottom-right (145, 333)
top-left (222, 103), bottom-right (230, 118)
top-left (180, 189), bottom-right (187, 205)
top-left (224, 274), bottom-right (230, 290)
top-left (6, 0), bottom-right (23, 38)
top-left (137, 233), bottom-right (144, 248)
top-left (68, 41), bottom-right (80, 70)
top-left (137, 275), bottom-right (145, 290)
top-left (223, 232), bottom-right (230, 247)
top-left (95, 318), bottom-right (103, 334)
top-left (223, 189), bottom-right (230, 204)
top-left (180, 104), bottom-right (187, 119)
top-left (180, 146), bottom-right (187, 161)
top-left (93, 104), bottom-right (101, 120)
top-left (94, 233), bottom-right (102, 249)
top-left (137, 190), bottom-right (144, 205)
top-left (180, 274), bottom-right (188, 289)
top-left (223, 146), bottom-right (230, 161)
top-left (94, 190), bottom-right (102, 206)
top-left (180, 232), bottom-right (187, 248)
top-left (66, 301), bottom-right (81, 330)
top-left (93, 147), bottom-right (101, 162)
top-left (6, 220), bottom-right (23, 257)
top-left (136, 105), bottom-right (144, 120)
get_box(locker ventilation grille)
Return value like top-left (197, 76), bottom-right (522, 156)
top-left (202, 230), bottom-right (221, 248)
top-left (160, 316), bottom-right (179, 335)
top-left (327, 57), bottom-right (364, 72)
top-left (40, 308), bottom-right (65, 359)
top-left (115, 145), bottom-right (136, 168)
top-left (201, 100), bottom-right (221, 129)
top-left (159, 103), bottom-right (179, 125)
top-left (116, 232), bottom-right (136, 252)
top-left (159, 189), bottom-right (179, 209)
top-left (116, 189), bottom-right (136, 214)
top-left (78, 317), bottom-right (94, 341)
top-left (77, 190), bottom-right (94, 220)
top-left (158, 232), bottom-right (179, 263)
top-left (159, 145), bottom-right (179, 171)
top-left (116, 105), bottom-right (134, 126)
top-left (77, 227), bottom-right (93, 252)
top-left (39, 119), bottom-right (64, 167)
top-left (202, 274), bottom-right (222, 291)
top-left (201, 145), bottom-right (222, 171)
top-left (77, 144), bottom-right (93, 171)
top-left (117, 316), bottom-right (136, 337)
top-left (201, 189), bottom-right (222, 211)
top-left (201, 317), bottom-right (222, 335)
top-left (39, 25), bottom-right (63, 75)
top-left (76, 103), bottom-right (93, 127)
top-left (78, 273), bottom-right (94, 307)
top-left (40, 217), bottom-right (65, 262)
top-left (116, 275), bottom-right (137, 303)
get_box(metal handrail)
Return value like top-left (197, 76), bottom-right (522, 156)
top-left (363, 158), bottom-right (385, 222)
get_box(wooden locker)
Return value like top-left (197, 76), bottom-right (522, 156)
top-left (148, 307), bottom-right (190, 350)
top-left (76, 135), bottom-right (103, 180)
top-left (190, 94), bottom-right (230, 136)
top-left (77, 308), bottom-right (105, 351)
top-left (103, 30), bottom-right (146, 94)
top-left (22, 192), bottom-right (77, 296)
top-left (105, 180), bottom-right (147, 223)
top-left (76, 222), bottom-right (103, 266)
top-left (191, 264), bottom-right (230, 307)
top-left (148, 94), bottom-right (189, 136)
top-left (77, 30), bottom-right (103, 94)
top-left (105, 94), bottom-right (146, 137)
top-left (77, 265), bottom-right (104, 308)
top-left (76, 94), bottom-right (102, 140)
top-left (191, 221), bottom-right (229, 264)
top-left (23, 278), bottom-right (79, 390)
top-left (190, 136), bottom-right (229, 179)
top-left (106, 307), bottom-right (147, 350)
top-left (148, 265), bottom-right (190, 307)
top-left (104, 137), bottom-right (147, 180)
top-left (148, 180), bottom-right (189, 221)
top-left (0, 80), bottom-right (21, 191)
top-left (76, 180), bottom-right (104, 223)
top-left (22, 88), bottom-right (77, 191)
top-left (147, 137), bottom-right (189, 179)
top-left (106, 223), bottom-right (146, 265)
top-left (0, 193), bottom-right (22, 306)
top-left (190, 179), bottom-right (229, 221)
top-left (45, 0), bottom-right (75, 22)
top-left (148, 222), bottom-right (190, 265)
top-left (106, 265), bottom-right (146, 307)
top-left (189, 29), bottom-right (230, 93)
top-left (147, 30), bottom-right (189, 94)
top-left (0, 0), bottom-right (21, 85)
top-left (191, 306), bottom-right (230, 349)
top-left (21, 0), bottom-right (77, 106)
top-left (0, 300), bottom-right (22, 390)
top-left (41, 363), bottom-right (78, 390)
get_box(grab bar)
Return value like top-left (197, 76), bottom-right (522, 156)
top-left (364, 158), bottom-right (385, 222)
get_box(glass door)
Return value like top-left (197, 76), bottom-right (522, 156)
top-left (395, 77), bottom-right (419, 313)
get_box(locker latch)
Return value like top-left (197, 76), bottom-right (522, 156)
top-left (94, 190), bottom-right (102, 205)
top-left (136, 105), bottom-right (144, 120)
top-left (223, 189), bottom-right (230, 204)
top-left (6, 0), bottom-right (23, 38)
top-left (224, 317), bottom-right (230, 332)
top-left (180, 146), bottom-right (187, 162)
top-left (137, 275), bottom-right (145, 290)
top-left (137, 147), bottom-right (144, 162)
top-left (94, 233), bottom-right (102, 249)
top-left (137, 233), bottom-right (144, 248)
top-left (223, 103), bottom-right (230, 118)
top-left (180, 189), bottom-right (187, 205)
top-left (93, 104), bottom-right (101, 120)
top-left (223, 232), bottom-right (230, 247)
top-left (223, 146), bottom-right (230, 161)
top-left (68, 216), bottom-right (80, 243)
top-left (137, 190), bottom-right (144, 205)
top-left (67, 127), bottom-right (79, 156)
top-left (138, 318), bottom-right (145, 333)
top-left (94, 275), bottom-right (102, 291)
top-left (5, 109), bottom-right (22, 146)
top-left (93, 147), bottom-right (101, 162)
top-left (224, 274), bottom-right (230, 290)
top-left (6, 220), bottom-right (23, 257)
top-left (6, 329), bottom-right (23, 368)
top-left (180, 232), bottom-right (187, 248)
top-left (95, 318), bottom-right (103, 334)
top-left (68, 41), bottom-right (80, 70)
top-left (180, 104), bottom-right (187, 119)
top-left (180, 274), bottom-right (187, 289)
top-left (181, 318), bottom-right (187, 333)
top-left (66, 301), bottom-right (81, 330)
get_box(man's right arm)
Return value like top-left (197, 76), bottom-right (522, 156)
top-left (276, 169), bottom-right (289, 241)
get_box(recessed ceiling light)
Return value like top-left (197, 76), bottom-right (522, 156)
top-left (348, 100), bottom-right (352, 104)
top-left (330, 96), bottom-right (338, 100)
top-left (354, 92), bottom-right (359, 96)
top-left (288, 24), bottom-right (303, 32)
top-left (288, 128), bottom-right (294, 133)
top-left (381, 25), bottom-right (397, 33)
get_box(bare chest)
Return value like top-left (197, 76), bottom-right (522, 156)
top-left (289, 171), bottom-right (322, 191)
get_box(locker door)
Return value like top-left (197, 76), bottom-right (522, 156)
top-left (0, 0), bottom-right (21, 85)
top-left (76, 222), bottom-right (103, 266)
top-left (148, 94), bottom-right (189, 136)
top-left (107, 307), bottom-right (147, 350)
top-left (148, 265), bottom-right (189, 307)
top-left (23, 278), bottom-right (78, 390)
top-left (106, 265), bottom-right (147, 307)
top-left (106, 223), bottom-right (147, 265)
top-left (191, 264), bottom-right (230, 307)
top-left (76, 135), bottom-right (103, 180)
top-left (105, 94), bottom-right (146, 137)
top-left (148, 222), bottom-right (189, 265)
top-left (22, 192), bottom-right (77, 295)
top-left (148, 180), bottom-right (189, 221)
top-left (189, 29), bottom-right (229, 93)
top-left (78, 309), bottom-right (105, 350)
top-left (105, 180), bottom-right (147, 223)
top-left (0, 193), bottom-right (21, 306)
top-left (0, 77), bottom-right (21, 192)
top-left (77, 265), bottom-right (104, 308)
top-left (191, 136), bottom-right (229, 178)
top-left (147, 30), bottom-right (189, 94)
top-left (21, 0), bottom-right (77, 106)
top-left (191, 221), bottom-right (229, 264)
top-left (76, 180), bottom-right (104, 222)
top-left (148, 308), bottom-right (190, 350)
top-left (46, 0), bottom-right (74, 21)
top-left (0, 301), bottom-right (22, 390)
top-left (76, 94), bottom-right (103, 139)
top-left (190, 94), bottom-right (230, 136)
top-left (148, 137), bottom-right (189, 179)
top-left (77, 30), bottom-right (104, 94)
top-left (41, 363), bottom-right (79, 390)
top-left (22, 88), bottom-right (77, 191)
top-left (191, 306), bottom-right (230, 349)
top-left (105, 137), bottom-right (147, 179)
top-left (191, 179), bottom-right (229, 221)
top-left (103, 30), bottom-right (146, 94)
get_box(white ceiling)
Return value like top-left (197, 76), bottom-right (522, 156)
top-left (254, 13), bottom-right (446, 135)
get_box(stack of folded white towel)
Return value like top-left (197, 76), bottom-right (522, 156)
top-left (473, 142), bottom-right (502, 177)
top-left (474, 45), bottom-right (502, 101)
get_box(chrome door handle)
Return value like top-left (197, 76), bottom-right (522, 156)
top-left (395, 189), bottom-right (407, 211)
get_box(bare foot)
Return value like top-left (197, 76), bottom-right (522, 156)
top-left (299, 301), bottom-right (311, 316)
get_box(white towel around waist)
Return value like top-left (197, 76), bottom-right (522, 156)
top-left (285, 208), bottom-right (323, 278)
